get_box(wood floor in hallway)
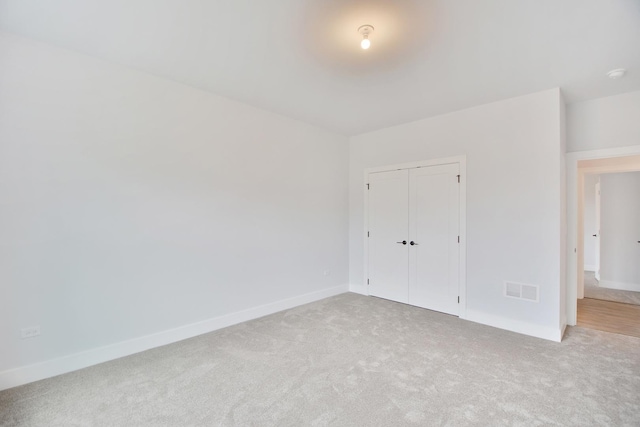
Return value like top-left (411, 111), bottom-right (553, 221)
top-left (577, 298), bottom-right (640, 338)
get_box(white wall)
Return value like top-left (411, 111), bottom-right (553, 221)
top-left (349, 89), bottom-right (564, 340)
top-left (567, 90), bottom-right (640, 153)
top-left (0, 33), bottom-right (349, 385)
top-left (583, 174), bottom-right (599, 270)
top-left (565, 90), bottom-right (640, 326)
top-left (599, 172), bottom-right (640, 290)
top-left (558, 93), bottom-right (567, 330)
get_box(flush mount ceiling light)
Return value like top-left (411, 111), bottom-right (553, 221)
top-left (606, 68), bottom-right (626, 79)
top-left (358, 24), bottom-right (374, 50)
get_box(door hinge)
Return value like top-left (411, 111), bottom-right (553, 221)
top-left (457, 236), bottom-right (460, 243)
top-left (457, 174), bottom-right (460, 183)
top-left (367, 231), bottom-right (370, 237)
top-left (458, 296), bottom-right (460, 303)
top-left (367, 278), bottom-right (370, 285)
top-left (367, 183), bottom-right (370, 190)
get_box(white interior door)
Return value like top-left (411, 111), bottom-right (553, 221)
top-left (595, 181), bottom-right (601, 281)
top-left (368, 169), bottom-right (409, 303)
top-left (408, 164), bottom-right (460, 315)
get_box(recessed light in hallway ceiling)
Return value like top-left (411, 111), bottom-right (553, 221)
top-left (606, 68), bottom-right (626, 79)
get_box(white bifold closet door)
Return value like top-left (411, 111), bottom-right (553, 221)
top-left (368, 163), bottom-right (460, 315)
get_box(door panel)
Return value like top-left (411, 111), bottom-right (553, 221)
top-left (368, 169), bottom-right (409, 303)
top-left (408, 165), bottom-right (460, 315)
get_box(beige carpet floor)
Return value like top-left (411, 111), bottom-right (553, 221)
top-left (584, 271), bottom-right (640, 306)
top-left (1, 293), bottom-right (640, 426)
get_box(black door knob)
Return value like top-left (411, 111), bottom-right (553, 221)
top-left (593, 234), bottom-right (597, 237)
top-left (410, 241), bottom-right (418, 246)
top-left (396, 240), bottom-right (407, 245)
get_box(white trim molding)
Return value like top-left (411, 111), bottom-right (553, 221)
top-left (599, 280), bottom-right (640, 293)
top-left (0, 285), bottom-right (348, 392)
top-left (466, 309), bottom-right (564, 342)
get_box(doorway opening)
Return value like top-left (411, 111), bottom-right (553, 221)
top-left (568, 151), bottom-right (640, 338)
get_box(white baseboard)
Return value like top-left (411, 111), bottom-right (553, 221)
top-left (0, 284), bottom-right (348, 392)
top-left (599, 280), bottom-right (640, 292)
top-left (465, 309), bottom-right (563, 342)
top-left (347, 289), bottom-right (562, 342)
top-left (560, 322), bottom-right (567, 340)
top-left (583, 265), bottom-right (596, 272)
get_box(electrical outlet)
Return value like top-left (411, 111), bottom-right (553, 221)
top-left (21, 326), bottom-right (41, 339)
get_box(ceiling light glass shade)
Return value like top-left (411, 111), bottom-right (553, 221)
top-left (361, 38), bottom-right (371, 50)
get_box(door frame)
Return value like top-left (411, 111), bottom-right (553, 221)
top-left (594, 180), bottom-right (601, 281)
top-left (363, 155), bottom-right (467, 319)
top-left (566, 144), bottom-right (640, 326)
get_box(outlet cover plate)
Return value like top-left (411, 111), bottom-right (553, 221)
top-left (21, 326), bottom-right (41, 339)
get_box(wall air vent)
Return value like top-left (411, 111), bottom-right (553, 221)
top-left (504, 281), bottom-right (539, 302)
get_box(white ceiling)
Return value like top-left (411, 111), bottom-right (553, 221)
top-left (1, 0), bottom-right (639, 136)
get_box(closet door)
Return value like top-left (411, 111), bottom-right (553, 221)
top-left (368, 169), bottom-right (409, 303)
top-left (408, 164), bottom-right (460, 315)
